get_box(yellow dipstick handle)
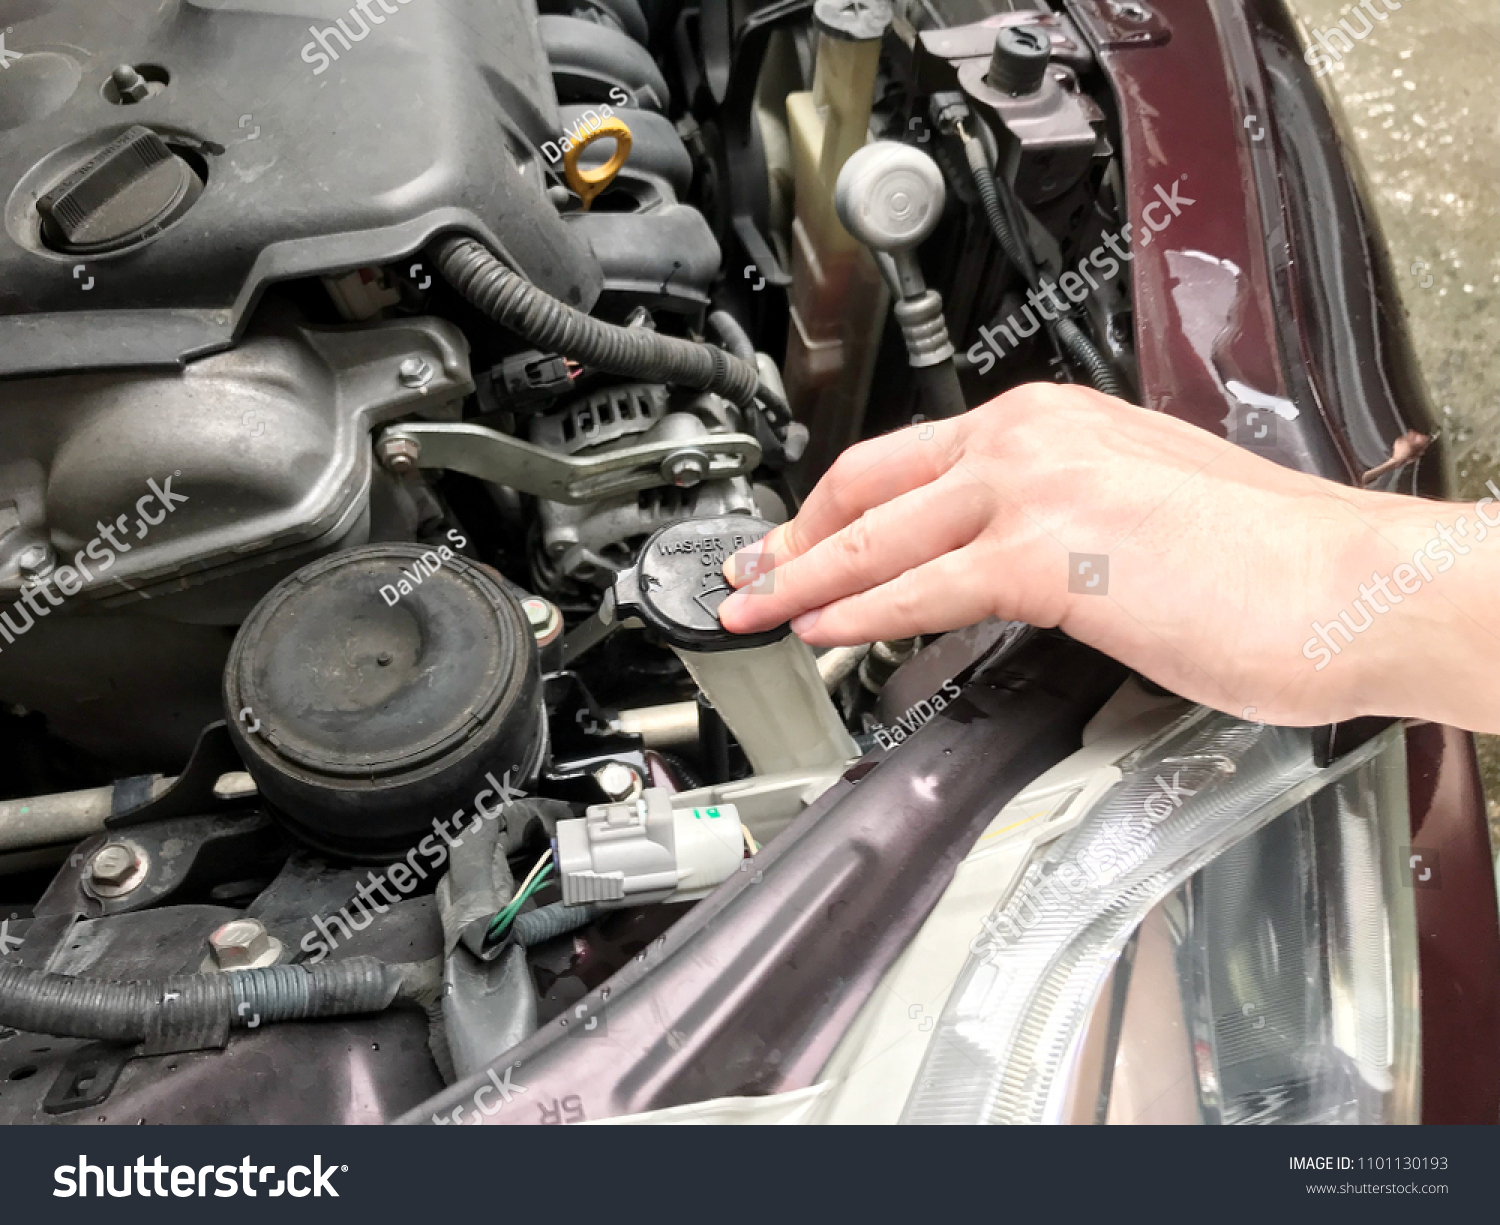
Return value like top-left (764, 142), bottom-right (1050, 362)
top-left (563, 117), bottom-right (633, 211)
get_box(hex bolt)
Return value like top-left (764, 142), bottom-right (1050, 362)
top-left (377, 434), bottom-right (422, 474)
top-left (522, 596), bottom-right (563, 647)
top-left (662, 452), bottom-right (709, 488)
top-left (16, 544), bottom-right (56, 581)
top-left (594, 761), bottom-right (643, 803)
top-left (398, 356), bottom-right (434, 388)
top-left (208, 918), bottom-right (283, 972)
top-left (89, 843), bottom-right (138, 887)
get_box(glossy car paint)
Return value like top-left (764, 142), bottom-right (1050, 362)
top-left (1082, 0), bottom-right (1497, 1121)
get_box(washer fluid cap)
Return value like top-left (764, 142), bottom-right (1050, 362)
top-left (613, 516), bottom-right (789, 652)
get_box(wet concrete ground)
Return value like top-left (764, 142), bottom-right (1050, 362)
top-left (1285, 0), bottom-right (1500, 839)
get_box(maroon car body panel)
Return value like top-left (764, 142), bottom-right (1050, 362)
top-left (1407, 724), bottom-right (1500, 1123)
top-left (1080, 0), bottom-right (1498, 1122)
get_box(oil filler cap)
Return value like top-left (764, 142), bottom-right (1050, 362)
top-left (612, 516), bottom-right (789, 652)
top-left (37, 125), bottom-right (202, 253)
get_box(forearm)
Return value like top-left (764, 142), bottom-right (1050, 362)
top-left (719, 385), bottom-right (1500, 736)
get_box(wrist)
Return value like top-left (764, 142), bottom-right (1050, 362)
top-left (1330, 488), bottom-right (1499, 730)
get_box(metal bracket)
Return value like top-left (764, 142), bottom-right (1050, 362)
top-left (375, 421), bottom-right (761, 505)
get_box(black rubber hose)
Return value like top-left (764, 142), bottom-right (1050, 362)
top-left (707, 310), bottom-right (756, 365)
top-left (435, 236), bottom-right (789, 420)
top-left (0, 955), bottom-right (437, 1045)
top-left (914, 360), bottom-right (969, 421)
top-left (1054, 316), bottom-right (1123, 398)
top-left (511, 901), bottom-right (608, 947)
top-left (961, 134), bottom-right (1123, 398)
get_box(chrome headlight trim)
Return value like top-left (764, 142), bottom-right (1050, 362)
top-left (901, 712), bottom-right (1409, 1125)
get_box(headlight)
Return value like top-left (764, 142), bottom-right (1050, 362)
top-left (900, 711), bottom-right (1419, 1124)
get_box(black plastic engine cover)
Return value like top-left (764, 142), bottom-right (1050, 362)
top-left (0, 0), bottom-right (602, 378)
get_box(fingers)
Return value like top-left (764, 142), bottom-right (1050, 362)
top-left (717, 471), bottom-right (992, 633)
top-left (723, 419), bottom-right (961, 589)
top-left (786, 547), bottom-right (1002, 646)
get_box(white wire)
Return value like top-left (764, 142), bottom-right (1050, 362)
top-left (508, 848), bottom-right (554, 906)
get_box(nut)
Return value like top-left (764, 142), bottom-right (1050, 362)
top-left (208, 918), bottom-right (282, 972)
top-left (594, 761), bottom-right (643, 803)
top-left (89, 843), bottom-right (137, 886)
top-left (377, 434), bottom-right (422, 474)
top-left (397, 356), bottom-right (434, 388)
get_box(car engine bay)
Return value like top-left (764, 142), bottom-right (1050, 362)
top-left (0, 0), bottom-right (1154, 1123)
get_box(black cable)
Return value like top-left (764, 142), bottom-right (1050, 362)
top-left (963, 132), bottom-right (1031, 278)
top-left (959, 130), bottom-right (1123, 398)
top-left (0, 956), bottom-right (437, 1045)
top-left (510, 901), bottom-right (608, 947)
top-left (434, 236), bottom-right (791, 423)
top-left (1054, 316), bottom-right (1123, 396)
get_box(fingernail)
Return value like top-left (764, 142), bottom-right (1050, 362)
top-left (724, 538), bottom-right (764, 586)
top-left (717, 590), bottom-right (746, 627)
top-left (790, 608), bottom-right (821, 636)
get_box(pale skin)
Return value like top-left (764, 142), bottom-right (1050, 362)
top-left (717, 384), bottom-right (1500, 735)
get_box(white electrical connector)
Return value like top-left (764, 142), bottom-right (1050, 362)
top-left (556, 788), bottom-right (745, 908)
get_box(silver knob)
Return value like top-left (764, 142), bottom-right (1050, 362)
top-left (834, 142), bottom-right (946, 257)
top-left (835, 142), bottom-right (954, 368)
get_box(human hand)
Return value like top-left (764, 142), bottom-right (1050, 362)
top-left (717, 384), bottom-right (1500, 733)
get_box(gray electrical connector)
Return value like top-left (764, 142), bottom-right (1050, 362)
top-left (556, 789), bottom-right (745, 908)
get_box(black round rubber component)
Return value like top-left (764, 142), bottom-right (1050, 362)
top-left (987, 25), bottom-right (1051, 96)
top-left (612, 516), bottom-right (789, 652)
top-left (224, 544), bottom-right (543, 860)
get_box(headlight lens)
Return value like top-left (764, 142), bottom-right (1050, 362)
top-left (901, 712), bottom-right (1419, 1124)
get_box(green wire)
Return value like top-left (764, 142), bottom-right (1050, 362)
top-left (486, 864), bottom-right (555, 941)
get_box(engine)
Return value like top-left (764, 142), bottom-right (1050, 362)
top-left (0, 0), bottom-right (1138, 1122)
